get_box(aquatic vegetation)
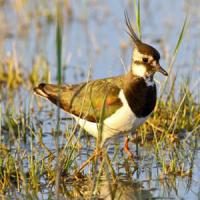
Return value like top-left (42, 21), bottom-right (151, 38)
top-left (0, 0), bottom-right (199, 199)
top-left (0, 53), bottom-right (23, 90)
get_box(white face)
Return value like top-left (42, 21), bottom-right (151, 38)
top-left (132, 64), bottom-right (147, 77)
top-left (131, 48), bottom-right (155, 77)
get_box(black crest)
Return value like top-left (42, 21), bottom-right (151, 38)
top-left (124, 10), bottom-right (141, 44)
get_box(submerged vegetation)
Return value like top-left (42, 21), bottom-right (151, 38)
top-left (0, 0), bottom-right (200, 199)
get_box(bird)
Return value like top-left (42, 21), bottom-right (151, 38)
top-left (34, 12), bottom-right (168, 159)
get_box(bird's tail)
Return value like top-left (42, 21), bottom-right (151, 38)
top-left (34, 83), bottom-right (60, 100)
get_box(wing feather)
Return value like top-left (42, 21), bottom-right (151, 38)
top-left (34, 75), bottom-right (125, 122)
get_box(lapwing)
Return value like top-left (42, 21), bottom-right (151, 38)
top-left (34, 12), bottom-right (168, 158)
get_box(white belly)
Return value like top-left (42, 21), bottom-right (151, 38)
top-left (73, 90), bottom-right (150, 146)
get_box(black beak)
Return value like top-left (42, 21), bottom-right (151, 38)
top-left (156, 63), bottom-right (168, 76)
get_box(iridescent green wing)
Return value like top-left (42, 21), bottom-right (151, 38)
top-left (66, 75), bottom-right (124, 122)
top-left (41, 75), bottom-right (124, 122)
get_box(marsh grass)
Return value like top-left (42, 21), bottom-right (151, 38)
top-left (0, 49), bottom-right (23, 90)
top-left (1, 69), bottom-right (199, 197)
top-left (0, 57), bottom-right (199, 199)
top-left (133, 0), bottom-right (141, 39)
top-left (29, 56), bottom-right (50, 86)
top-left (0, 1), bottom-right (199, 199)
top-left (159, 16), bottom-right (189, 100)
top-left (54, 2), bottom-right (63, 198)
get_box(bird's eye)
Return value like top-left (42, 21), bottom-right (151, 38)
top-left (142, 58), bottom-right (148, 63)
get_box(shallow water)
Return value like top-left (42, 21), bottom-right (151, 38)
top-left (0, 0), bottom-right (200, 199)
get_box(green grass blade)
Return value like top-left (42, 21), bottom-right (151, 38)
top-left (55, 2), bottom-right (63, 199)
top-left (159, 16), bottom-right (188, 101)
top-left (56, 7), bottom-right (63, 85)
top-left (133, 0), bottom-right (141, 39)
top-left (173, 16), bottom-right (188, 57)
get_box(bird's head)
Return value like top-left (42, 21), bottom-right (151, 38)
top-left (125, 12), bottom-right (168, 78)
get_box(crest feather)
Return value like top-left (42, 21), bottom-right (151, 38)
top-left (124, 10), bottom-right (141, 44)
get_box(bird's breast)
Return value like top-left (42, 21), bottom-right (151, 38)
top-left (124, 77), bottom-right (157, 118)
top-left (99, 90), bottom-right (150, 142)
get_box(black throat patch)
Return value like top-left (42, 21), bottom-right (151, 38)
top-left (123, 73), bottom-right (157, 118)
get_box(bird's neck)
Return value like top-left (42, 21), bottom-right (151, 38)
top-left (123, 72), bottom-right (157, 117)
top-left (126, 68), bottom-right (155, 87)
top-left (144, 76), bottom-right (155, 87)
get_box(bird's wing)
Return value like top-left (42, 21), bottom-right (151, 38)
top-left (34, 75), bottom-right (125, 122)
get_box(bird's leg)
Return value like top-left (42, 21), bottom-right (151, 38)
top-left (123, 136), bottom-right (134, 159)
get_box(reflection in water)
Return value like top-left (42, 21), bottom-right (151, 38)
top-left (61, 175), bottom-right (153, 200)
top-left (97, 176), bottom-right (153, 200)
